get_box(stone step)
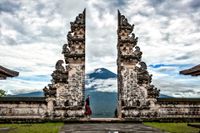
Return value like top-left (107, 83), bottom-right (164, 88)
top-left (188, 123), bottom-right (200, 128)
top-left (64, 118), bottom-right (142, 123)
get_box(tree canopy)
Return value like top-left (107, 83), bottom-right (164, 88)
top-left (0, 89), bottom-right (6, 97)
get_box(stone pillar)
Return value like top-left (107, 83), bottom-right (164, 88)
top-left (117, 10), bottom-right (159, 119)
top-left (43, 9), bottom-right (86, 120)
top-left (63, 9), bottom-right (85, 109)
top-left (46, 97), bottom-right (54, 119)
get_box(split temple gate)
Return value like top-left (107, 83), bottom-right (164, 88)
top-left (0, 10), bottom-right (199, 122)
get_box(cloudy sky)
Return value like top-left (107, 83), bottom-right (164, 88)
top-left (0, 0), bottom-right (199, 97)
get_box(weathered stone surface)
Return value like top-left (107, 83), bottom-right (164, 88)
top-left (0, 102), bottom-right (47, 119)
top-left (156, 98), bottom-right (200, 119)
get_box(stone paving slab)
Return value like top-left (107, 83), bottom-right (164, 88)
top-left (59, 123), bottom-right (165, 133)
top-left (0, 127), bottom-right (11, 133)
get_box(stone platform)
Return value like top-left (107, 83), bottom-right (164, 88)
top-left (59, 123), bottom-right (165, 133)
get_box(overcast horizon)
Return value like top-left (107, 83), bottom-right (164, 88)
top-left (0, 0), bottom-right (200, 97)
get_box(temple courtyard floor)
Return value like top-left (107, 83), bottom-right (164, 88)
top-left (0, 121), bottom-right (199, 133)
top-left (59, 123), bottom-right (164, 133)
top-left (59, 118), bottom-right (199, 133)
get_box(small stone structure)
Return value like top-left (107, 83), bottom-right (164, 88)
top-left (0, 10), bottom-right (199, 122)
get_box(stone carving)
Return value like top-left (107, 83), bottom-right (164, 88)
top-left (43, 86), bottom-right (56, 97)
top-left (43, 9), bottom-right (86, 119)
top-left (117, 10), bottom-right (160, 118)
top-left (52, 60), bottom-right (68, 84)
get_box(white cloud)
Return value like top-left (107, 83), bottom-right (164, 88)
top-left (0, 78), bottom-right (48, 95)
top-left (86, 78), bottom-right (117, 93)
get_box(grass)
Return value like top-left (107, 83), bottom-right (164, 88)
top-left (0, 122), bottom-right (64, 133)
top-left (144, 122), bottom-right (200, 133)
top-left (0, 122), bottom-right (199, 133)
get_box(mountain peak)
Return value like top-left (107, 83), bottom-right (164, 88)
top-left (87, 68), bottom-right (117, 80)
top-left (94, 68), bottom-right (108, 73)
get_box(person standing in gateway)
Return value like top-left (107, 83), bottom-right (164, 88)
top-left (85, 95), bottom-right (92, 119)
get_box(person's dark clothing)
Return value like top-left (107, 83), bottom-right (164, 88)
top-left (86, 97), bottom-right (90, 106)
top-left (85, 97), bottom-right (92, 116)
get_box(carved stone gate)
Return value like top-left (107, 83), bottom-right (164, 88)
top-left (43, 10), bottom-right (159, 119)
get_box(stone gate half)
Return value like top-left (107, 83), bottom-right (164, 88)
top-left (43, 9), bottom-right (86, 119)
top-left (117, 11), bottom-right (160, 119)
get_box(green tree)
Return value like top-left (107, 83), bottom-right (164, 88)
top-left (0, 89), bottom-right (6, 97)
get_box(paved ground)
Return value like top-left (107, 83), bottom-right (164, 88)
top-left (0, 127), bottom-right (11, 133)
top-left (59, 123), bottom-right (165, 133)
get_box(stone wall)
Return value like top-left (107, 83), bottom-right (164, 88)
top-left (156, 98), bottom-right (200, 120)
top-left (0, 98), bottom-right (47, 120)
